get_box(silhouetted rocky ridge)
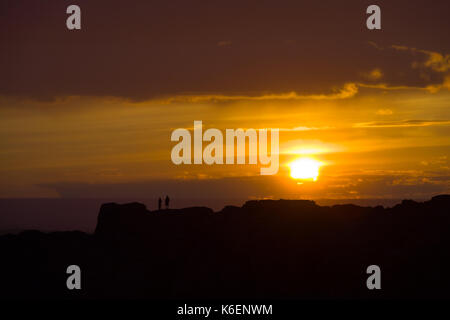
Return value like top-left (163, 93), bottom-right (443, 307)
top-left (1, 195), bottom-right (450, 299)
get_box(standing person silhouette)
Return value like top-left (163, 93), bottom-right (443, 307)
top-left (165, 195), bottom-right (170, 209)
top-left (158, 197), bottom-right (162, 211)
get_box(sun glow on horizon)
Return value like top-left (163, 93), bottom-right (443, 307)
top-left (289, 157), bottom-right (323, 181)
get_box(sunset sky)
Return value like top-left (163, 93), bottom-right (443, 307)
top-left (1, 0), bottom-right (449, 205)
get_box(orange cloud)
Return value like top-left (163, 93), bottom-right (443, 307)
top-left (156, 83), bottom-right (359, 104)
top-left (353, 120), bottom-right (450, 128)
top-left (392, 45), bottom-right (450, 75)
top-left (363, 68), bottom-right (383, 81)
top-left (376, 109), bottom-right (393, 115)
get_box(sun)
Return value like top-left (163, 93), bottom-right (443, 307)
top-left (289, 157), bottom-right (323, 181)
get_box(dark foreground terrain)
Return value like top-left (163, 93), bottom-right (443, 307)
top-left (1, 195), bottom-right (450, 299)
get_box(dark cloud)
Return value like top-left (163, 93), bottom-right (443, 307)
top-left (1, 0), bottom-right (450, 101)
top-left (40, 169), bottom-right (450, 203)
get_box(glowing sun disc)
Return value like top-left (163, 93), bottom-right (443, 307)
top-left (289, 158), bottom-right (322, 181)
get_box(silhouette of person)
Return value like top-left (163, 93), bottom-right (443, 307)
top-left (165, 195), bottom-right (170, 209)
top-left (158, 197), bottom-right (162, 211)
